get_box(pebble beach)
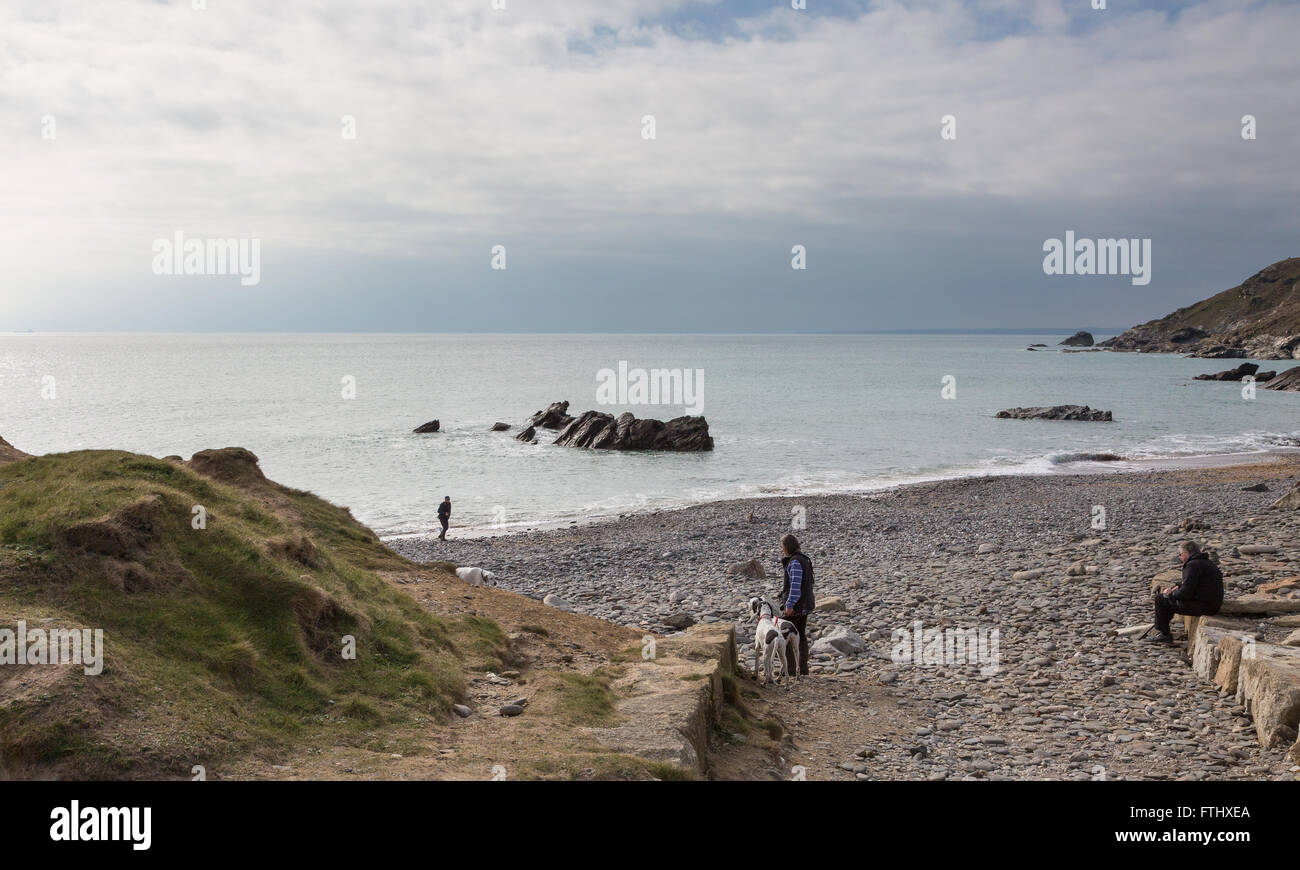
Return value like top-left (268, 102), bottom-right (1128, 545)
top-left (388, 456), bottom-right (1300, 780)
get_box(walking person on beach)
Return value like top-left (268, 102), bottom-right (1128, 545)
top-left (780, 534), bottom-right (814, 677)
top-left (1151, 540), bottom-right (1223, 643)
top-left (437, 496), bottom-right (451, 541)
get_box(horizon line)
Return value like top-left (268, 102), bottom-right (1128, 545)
top-left (2, 328), bottom-right (1125, 336)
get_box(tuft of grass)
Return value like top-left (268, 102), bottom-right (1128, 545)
top-left (445, 615), bottom-right (509, 671)
top-left (339, 698), bottom-right (384, 724)
top-left (550, 672), bottom-right (618, 727)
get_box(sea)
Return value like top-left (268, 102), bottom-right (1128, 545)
top-left (2, 332), bottom-right (1296, 537)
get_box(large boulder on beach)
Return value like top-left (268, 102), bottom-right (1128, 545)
top-left (1059, 331), bottom-right (1094, 347)
top-left (413, 419), bottom-right (440, 433)
top-left (528, 401), bottom-right (574, 430)
top-left (1264, 367), bottom-right (1300, 391)
top-left (995, 405), bottom-right (1112, 422)
top-left (1194, 363), bottom-right (1258, 381)
top-left (662, 612), bottom-right (696, 630)
top-left (811, 626), bottom-right (866, 656)
top-left (1272, 482), bottom-right (1300, 511)
top-left (725, 558), bottom-right (766, 580)
top-left (553, 410), bottom-right (713, 452)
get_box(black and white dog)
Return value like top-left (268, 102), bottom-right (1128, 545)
top-left (747, 597), bottom-right (801, 685)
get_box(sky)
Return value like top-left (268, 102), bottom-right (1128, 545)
top-left (2, 0), bottom-right (1298, 333)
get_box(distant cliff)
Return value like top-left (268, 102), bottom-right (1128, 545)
top-left (1100, 258), bottom-right (1300, 359)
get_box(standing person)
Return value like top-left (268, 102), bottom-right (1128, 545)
top-left (779, 533), bottom-right (814, 677)
top-left (437, 496), bottom-right (451, 541)
top-left (1151, 540), bottom-right (1223, 643)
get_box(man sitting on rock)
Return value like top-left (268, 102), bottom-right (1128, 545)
top-left (1151, 540), bottom-right (1224, 643)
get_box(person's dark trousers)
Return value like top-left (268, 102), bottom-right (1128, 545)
top-left (784, 612), bottom-right (810, 676)
top-left (1154, 594), bottom-right (1216, 635)
top-left (438, 516), bottom-right (448, 540)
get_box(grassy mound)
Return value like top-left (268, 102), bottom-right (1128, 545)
top-left (0, 447), bottom-right (501, 779)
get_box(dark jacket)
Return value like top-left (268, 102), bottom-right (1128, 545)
top-left (1171, 552), bottom-right (1223, 611)
top-left (780, 552), bottom-right (815, 614)
top-left (437, 501), bottom-right (451, 519)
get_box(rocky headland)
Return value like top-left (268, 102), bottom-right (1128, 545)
top-left (1100, 257), bottom-right (1300, 359)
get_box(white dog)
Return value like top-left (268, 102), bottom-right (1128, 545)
top-left (455, 566), bottom-right (498, 587)
top-left (747, 597), bottom-right (801, 685)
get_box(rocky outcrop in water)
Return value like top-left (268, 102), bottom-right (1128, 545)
top-left (1264, 367), bottom-right (1300, 392)
top-left (553, 410), bottom-right (713, 452)
top-left (1100, 258), bottom-right (1300, 359)
top-left (528, 401), bottom-right (575, 430)
top-left (1059, 331), bottom-right (1094, 347)
top-left (1195, 363), bottom-right (1259, 381)
top-left (995, 405), bottom-right (1113, 422)
top-left (413, 420), bottom-right (440, 433)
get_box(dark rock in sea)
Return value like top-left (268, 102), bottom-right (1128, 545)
top-left (995, 405), bottom-right (1113, 422)
top-left (413, 420), bottom-right (440, 433)
top-left (553, 410), bottom-right (714, 451)
top-left (514, 425), bottom-right (537, 443)
top-left (490, 422), bottom-right (511, 431)
top-left (1263, 367), bottom-right (1300, 392)
top-left (1257, 371), bottom-right (1277, 382)
top-left (529, 401), bottom-right (574, 430)
top-left (1029, 343), bottom-right (1047, 347)
top-left (1193, 363), bottom-right (1258, 381)
top-left (1026, 347), bottom-right (1039, 352)
top-left (1059, 331), bottom-right (1094, 347)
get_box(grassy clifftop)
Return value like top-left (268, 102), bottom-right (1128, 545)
top-left (0, 445), bottom-right (504, 778)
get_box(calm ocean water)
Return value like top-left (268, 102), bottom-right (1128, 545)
top-left (1, 333), bottom-right (1297, 536)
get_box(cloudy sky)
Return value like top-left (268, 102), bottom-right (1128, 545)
top-left (2, 0), bottom-right (1297, 332)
